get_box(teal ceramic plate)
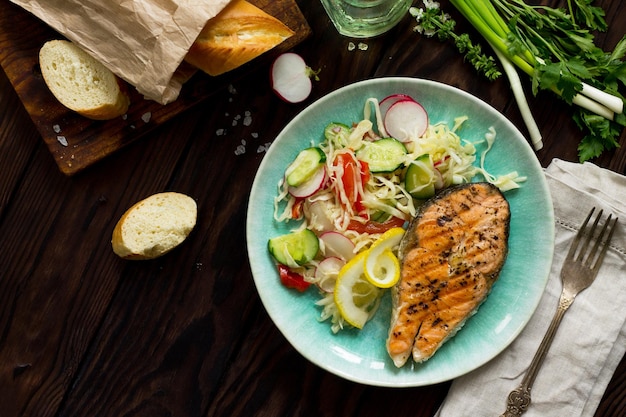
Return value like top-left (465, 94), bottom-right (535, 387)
top-left (246, 77), bottom-right (554, 387)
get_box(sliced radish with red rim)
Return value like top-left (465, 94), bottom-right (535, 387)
top-left (319, 231), bottom-right (355, 261)
top-left (314, 256), bottom-right (345, 293)
top-left (271, 53), bottom-right (314, 104)
top-left (384, 99), bottom-right (429, 141)
top-left (379, 94), bottom-right (416, 117)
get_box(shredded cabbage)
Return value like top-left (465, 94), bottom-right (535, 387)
top-left (273, 97), bottom-right (525, 332)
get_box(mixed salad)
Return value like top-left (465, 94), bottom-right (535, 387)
top-left (268, 94), bottom-right (525, 333)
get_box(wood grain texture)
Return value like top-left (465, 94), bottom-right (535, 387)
top-left (0, 1), bottom-right (625, 417)
top-left (0, 0), bottom-right (310, 175)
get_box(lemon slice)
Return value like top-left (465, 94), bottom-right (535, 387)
top-left (364, 227), bottom-right (404, 288)
top-left (365, 249), bottom-right (401, 288)
top-left (334, 251), bottom-right (381, 329)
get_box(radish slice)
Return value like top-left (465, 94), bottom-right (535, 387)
top-left (379, 94), bottom-right (416, 118)
top-left (384, 99), bottom-right (429, 141)
top-left (319, 231), bottom-right (355, 261)
top-left (271, 53), bottom-right (313, 104)
top-left (288, 166), bottom-right (326, 198)
top-left (314, 256), bottom-right (345, 293)
top-left (434, 167), bottom-right (444, 189)
top-left (305, 200), bottom-right (335, 232)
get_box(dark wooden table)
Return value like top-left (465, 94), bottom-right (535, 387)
top-left (1, 1), bottom-right (625, 416)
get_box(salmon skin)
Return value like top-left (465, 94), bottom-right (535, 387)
top-left (387, 182), bottom-right (510, 367)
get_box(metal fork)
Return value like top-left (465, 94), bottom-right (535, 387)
top-left (499, 207), bottom-right (619, 417)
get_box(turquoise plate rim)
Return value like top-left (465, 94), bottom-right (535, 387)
top-left (246, 77), bottom-right (555, 387)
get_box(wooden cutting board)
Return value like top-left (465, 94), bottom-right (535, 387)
top-left (0, 0), bottom-right (310, 175)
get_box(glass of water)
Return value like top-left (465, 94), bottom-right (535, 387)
top-left (320, 0), bottom-right (413, 38)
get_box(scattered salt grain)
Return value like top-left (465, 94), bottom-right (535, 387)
top-left (53, 124), bottom-right (61, 133)
top-left (243, 111), bottom-right (252, 126)
top-left (57, 136), bottom-right (68, 147)
top-left (251, 132), bottom-right (259, 139)
top-left (141, 112), bottom-right (152, 123)
top-left (216, 128), bottom-right (226, 136)
top-left (234, 139), bottom-right (246, 155)
top-left (348, 42), bottom-right (368, 51)
top-left (257, 142), bottom-right (272, 153)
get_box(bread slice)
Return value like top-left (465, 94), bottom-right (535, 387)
top-left (39, 40), bottom-right (130, 120)
top-left (184, 0), bottom-right (295, 76)
top-left (112, 192), bottom-right (197, 260)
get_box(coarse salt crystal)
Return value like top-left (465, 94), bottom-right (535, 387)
top-left (257, 142), bottom-right (272, 153)
top-left (234, 139), bottom-right (246, 155)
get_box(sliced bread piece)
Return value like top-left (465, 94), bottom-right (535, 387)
top-left (39, 40), bottom-right (130, 120)
top-left (184, 0), bottom-right (295, 76)
top-left (112, 192), bottom-right (197, 260)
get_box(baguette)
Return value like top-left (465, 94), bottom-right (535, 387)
top-left (112, 192), bottom-right (197, 260)
top-left (185, 0), bottom-right (295, 76)
top-left (39, 40), bottom-right (130, 120)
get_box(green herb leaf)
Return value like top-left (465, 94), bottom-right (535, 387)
top-left (570, 0), bottom-right (608, 31)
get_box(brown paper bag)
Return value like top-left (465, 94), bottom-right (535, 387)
top-left (11, 0), bottom-right (231, 104)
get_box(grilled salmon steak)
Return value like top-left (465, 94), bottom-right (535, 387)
top-left (387, 182), bottom-right (510, 367)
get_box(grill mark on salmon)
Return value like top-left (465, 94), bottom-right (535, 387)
top-left (387, 182), bottom-right (510, 367)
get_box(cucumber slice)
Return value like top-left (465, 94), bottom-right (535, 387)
top-left (356, 137), bottom-right (407, 173)
top-left (405, 154), bottom-right (436, 199)
top-left (268, 229), bottom-right (319, 267)
top-left (285, 147), bottom-right (326, 187)
top-left (324, 122), bottom-right (351, 146)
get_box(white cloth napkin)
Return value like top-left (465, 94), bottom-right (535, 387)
top-left (435, 158), bottom-right (626, 417)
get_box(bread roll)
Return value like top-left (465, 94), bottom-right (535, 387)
top-left (185, 0), bottom-right (295, 76)
top-left (112, 192), bottom-right (197, 260)
top-left (39, 40), bottom-right (130, 120)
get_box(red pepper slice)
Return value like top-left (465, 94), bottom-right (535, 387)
top-left (277, 264), bottom-right (311, 292)
top-left (332, 152), bottom-right (370, 216)
top-left (291, 199), bottom-right (304, 219)
top-left (346, 216), bottom-right (406, 234)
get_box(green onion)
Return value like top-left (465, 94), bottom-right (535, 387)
top-left (411, 0), bottom-right (626, 162)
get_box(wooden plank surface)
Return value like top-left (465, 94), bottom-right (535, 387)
top-left (0, 0), bottom-right (310, 175)
top-left (1, 1), bottom-right (626, 417)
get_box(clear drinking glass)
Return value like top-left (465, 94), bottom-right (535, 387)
top-left (320, 0), bottom-right (413, 38)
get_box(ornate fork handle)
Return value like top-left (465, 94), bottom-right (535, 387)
top-left (499, 293), bottom-right (575, 417)
top-left (499, 208), bottom-right (618, 416)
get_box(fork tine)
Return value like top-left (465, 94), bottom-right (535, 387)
top-left (566, 207), bottom-right (596, 261)
top-left (586, 213), bottom-right (612, 266)
top-left (591, 215), bottom-right (619, 273)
